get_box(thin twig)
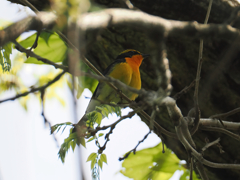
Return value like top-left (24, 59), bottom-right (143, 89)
top-left (40, 90), bottom-right (60, 147)
top-left (194, 159), bottom-right (209, 180)
top-left (0, 71), bottom-right (66, 103)
top-left (89, 109), bottom-right (141, 136)
top-left (150, 110), bottom-right (156, 130)
top-left (210, 107), bottom-right (240, 119)
top-left (192, 0), bottom-right (213, 135)
top-left (20, 0), bottom-right (39, 12)
top-left (225, 6), bottom-right (240, 25)
top-left (173, 80), bottom-right (195, 100)
top-left (13, 40), bottom-right (68, 71)
top-left (177, 124), bottom-right (240, 169)
top-left (200, 126), bottom-right (240, 141)
top-left (119, 130), bottom-right (151, 161)
top-left (94, 110), bottom-right (138, 153)
top-left (202, 138), bottom-right (221, 153)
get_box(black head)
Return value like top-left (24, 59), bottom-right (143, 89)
top-left (116, 49), bottom-right (142, 59)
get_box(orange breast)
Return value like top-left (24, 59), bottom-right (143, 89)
top-left (109, 61), bottom-right (141, 101)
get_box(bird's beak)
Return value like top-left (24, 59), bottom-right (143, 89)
top-left (142, 54), bottom-right (150, 60)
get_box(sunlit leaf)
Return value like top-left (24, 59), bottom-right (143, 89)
top-left (58, 132), bottom-right (78, 163)
top-left (98, 133), bottom-right (104, 138)
top-left (91, 158), bottom-right (97, 170)
top-left (18, 95), bottom-right (29, 111)
top-left (121, 143), bottom-right (181, 180)
top-left (79, 137), bottom-right (86, 148)
top-left (0, 42), bottom-right (13, 72)
top-left (51, 122), bottom-right (73, 134)
top-left (19, 32), bottom-right (67, 64)
top-left (87, 111), bottom-right (103, 125)
top-left (87, 153), bottom-right (98, 162)
top-left (100, 154), bottom-right (107, 164)
top-left (40, 31), bottom-right (53, 45)
top-left (0, 50), bottom-right (3, 68)
top-left (87, 136), bottom-right (96, 142)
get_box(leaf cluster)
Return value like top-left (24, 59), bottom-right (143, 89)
top-left (87, 152), bottom-right (107, 170)
top-left (54, 103), bottom-right (121, 163)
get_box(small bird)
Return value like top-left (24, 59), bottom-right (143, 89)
top-left (74, 49), bottom-right (149, 132)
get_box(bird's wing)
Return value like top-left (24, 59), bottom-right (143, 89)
top-left (92, 58), bottom-right (126, 98)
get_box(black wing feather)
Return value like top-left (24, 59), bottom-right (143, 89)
top-left (92, 58), bottom-right (126, 98)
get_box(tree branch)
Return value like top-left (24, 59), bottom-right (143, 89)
top-left (0, 71), bottom-right (66, 103)
top-left (77, 9), bottom-right (240, 42)
top-left (0, 12), bottom-right (56, 47)
top-left (13, 40), bottom-right (68, 70)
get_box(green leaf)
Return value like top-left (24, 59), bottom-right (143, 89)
top-left (67, 140), bottom-right (71, 149)
top-left (180, 171), bottom-right (188, 180)
top-left (79, 137), bottom-right (86, 148)
top-left (19, 32), bottom-right (67, 64)
top-left (0, 50), bottom-right (3, 68)
top-left (114, 105), bottom-right (121, 116)
top-left (97, 104), bottom-right (121, 118)
top-left (0, 42), bottom-right (12, 71)
top-left (87, 136), bottom-right (96, 142)
top-left (91, 158), bottom-right (97, 170)
top-left (121, 143), bottom-right (181, 180)
top-left (100, 154), bottom-right (107, 164)
top-left (98, 133), bottom-right (104, 138)
top-left (51, 122), bottom-right (73, 134)
top-left (87, 111), bottom-right (102, 125)
top-left (70, 141), bottom-right (76, 152)
top-left (58, 132), bottom-right (78, 163)
top-left (40, 31), bottom-right (53, 45)
top-left (65, 122), bottom-right (72, 125)
top-left (50, 125), bottom-right (58, 134)
top-left (98, 159), bottom-right (103, 169)
top-left (98, 106), bottom-right (108, 118)
top-left (87, 153), bottom-right (98, 162)
top-left (95, 112), bottom-right (102, 125)
top-left (58, 142), bottom-right (68, 163)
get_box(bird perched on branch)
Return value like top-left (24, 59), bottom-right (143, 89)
top-left (74, 49), bottom-right (149, 133)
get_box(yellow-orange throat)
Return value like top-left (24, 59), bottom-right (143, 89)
top-left (125, 54), bottom-right (143, 70)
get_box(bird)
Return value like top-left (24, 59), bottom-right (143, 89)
top-left (74, 49), bottom-right (149, 133)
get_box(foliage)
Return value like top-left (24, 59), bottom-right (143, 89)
top-left (87, 152), bottom-right (107, 170)
top-left (0, 42), bottom-right (12, 72)
top-left (54, 104), bottom-right (121, 163)
top-left (19, 31), bottom-right (67, 64)
top-left (121, 143), bottom-right (198, 180)
top-left (86, 104), bottom-right (121, 128)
